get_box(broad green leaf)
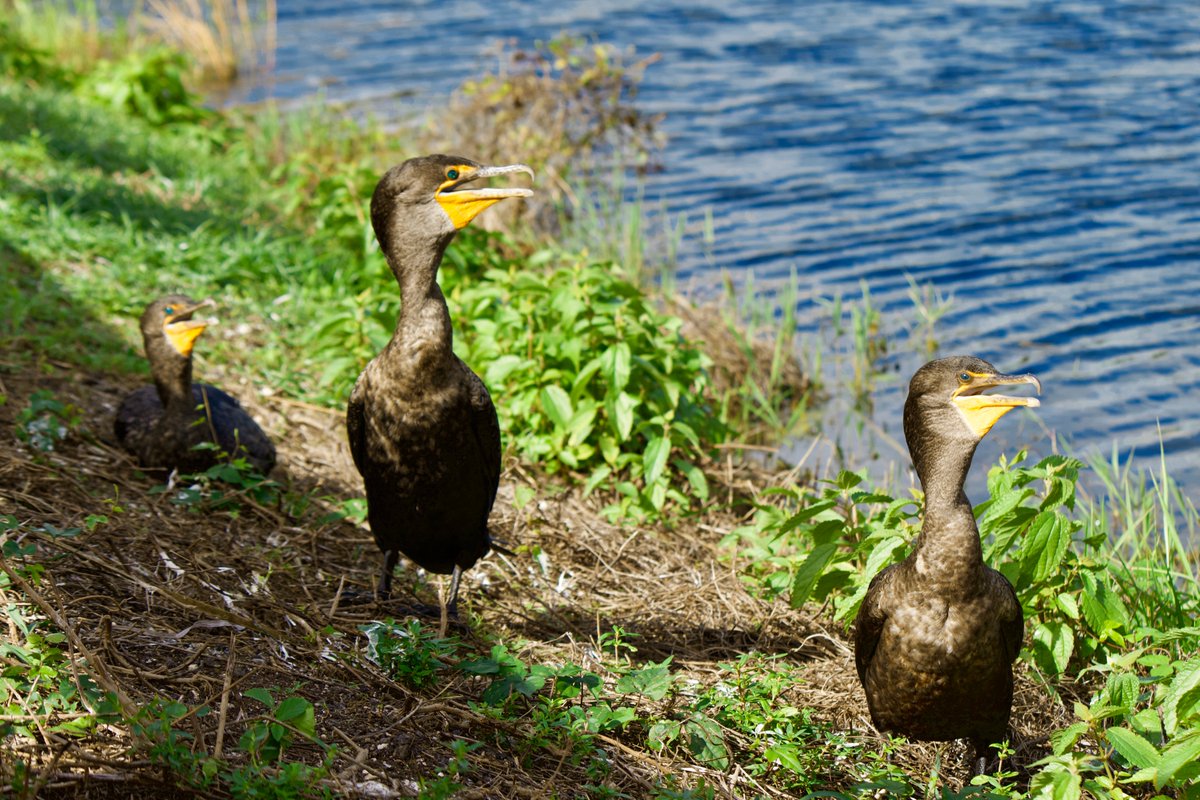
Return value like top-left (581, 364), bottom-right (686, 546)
top-left (1105, 727), bottom-right (1160, 770)
top-left (647, 720), bottom-right (680, 751)
top-left (1033, 621), bottom-right (1074, 676)
top-left (1020, 510), bottom-right (1070, 584)
top-left (764, 744), bottom-right (804, 773)
top-left (1055, 592), bottom-right (1080, 620)
top-left (244, 688), bottom-right (274, 709)
top-left (1155, 733), bottom-right (1200, 789)
top-left (1106, 672), bottom-right (1140, 713)
top-left (611, 342), bottom-right (631, 393)
top-left (864, 535), bottom-right (905, 581)
top-left (672, 458), bottom-right (709, 502)
top-left (1049, 722), bottom-right (1088, 756)
top-left (790, 542), bottom-right (838, 609)
top-left (1161, 658), bottom-right (1200, 735)
top-left (540, 385), bottom-right (573, 430)
top-left (642, 436), bottom-right (671, 486)
top-left (776, 499), bottom-right (839, 538)
top-left (1080, 571), bottom-right (1130, 636)
top-left (1029, 762), bottom-right (1081, 800)
top-left (485, 354), bottom-right (525, 384)
top-left (566, 406), bottom-right (598, 447)
top-left (684, 713), bottom-right (728, 770)
top-left (610, 391), bottom-right (637, 440)
top-left (615, 659), bottom-right (674, 700)
top-left (273, 697), bottom-right (311, 723)
top-left (584, 466), bottom-right (612, 496)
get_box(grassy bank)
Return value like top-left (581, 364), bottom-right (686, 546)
top-left (2, 11), bottom-right (1200, 800)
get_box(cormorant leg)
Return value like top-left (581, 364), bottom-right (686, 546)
top-left (439, 568), bottom-right (460, 638)
top-left (446, 565), bottom-right (463, 614)
top-left (438, 565), bottom-right (463, 638)
top-left (971, 739), bottom-right (993, 777)
top-left (377, 550), bottom-right (399, 601)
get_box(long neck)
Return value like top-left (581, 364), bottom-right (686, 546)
top-left (911, 440), bottom-right (985, 587)
top-left (148, 341), bottom-right (195, 417)
top-left (384, 234), bottom-right (454, 362)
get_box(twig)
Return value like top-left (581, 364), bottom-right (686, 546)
top-left (213, 629), bottom-right (237, 759)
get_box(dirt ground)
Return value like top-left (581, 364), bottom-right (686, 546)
top-left (0, 346), bottom-right (1078, 799)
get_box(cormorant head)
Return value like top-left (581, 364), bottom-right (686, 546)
top-left (139, 295), bottom-right (215, 359)
top-left (903, 356), bottom-right (1041, 477)
top-left (369, 155), bottom-right (534, 254)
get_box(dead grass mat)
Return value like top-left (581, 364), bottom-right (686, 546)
top-left (0, 358), bottom-right (1082, 799)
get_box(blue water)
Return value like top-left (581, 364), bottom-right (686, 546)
top-left (226, 0), bottom-right (1200, 497)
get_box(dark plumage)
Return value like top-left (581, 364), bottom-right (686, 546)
top-left (854, 356), bottom-right (1041, 774)
top-left (115, 295), bottom-right (276, 475)
top-left (346, 155), bottom-right (533, 626)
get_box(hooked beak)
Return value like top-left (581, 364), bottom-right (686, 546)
top-left (951, 371), bottom-right (1041, 438)
top-left (163, 298), bottom-right (216, 357)
top-left (436, 163), bottom-right (535, 229)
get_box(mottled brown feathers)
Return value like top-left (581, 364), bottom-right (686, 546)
top-left (854, 356), bottom-right (1036, 772)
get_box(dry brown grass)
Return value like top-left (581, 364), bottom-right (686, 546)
top-left (0, 332), bottom-right (1081, 798)
top-left (141, 0), bottom-right (276, 84)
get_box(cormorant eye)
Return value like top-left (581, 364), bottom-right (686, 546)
top-left (164, 306), bottom-right (175, 315)
top-left (446, 169), bottom-right (459, 180)
top-left (958, 372), bottom-right (971, 382)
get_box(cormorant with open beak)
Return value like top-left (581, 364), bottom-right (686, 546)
top-left (346, 156), bottom-right (533, 633)
top-left (115, 295), bottom-right (276, 475)
top-left (854, 356), bottom-right (1041, 775)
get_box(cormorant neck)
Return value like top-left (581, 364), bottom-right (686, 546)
top-left (911, 439), bottom-right (985, 585)
top-left (384, 232), bottom-right (454, 358)
top-left (915, 441), bottom-right (976, 508)
top-left (150, 347), bottom-right (195, 416)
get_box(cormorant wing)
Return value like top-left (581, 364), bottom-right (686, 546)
top-left (465, 367), bottom-right (501, 515)
top-left (346, 377), bottom-right (368, 475)
top-left (854, 564), bottom-right (898, 683)
top-left (989, 570), bottom-right (1025, 663)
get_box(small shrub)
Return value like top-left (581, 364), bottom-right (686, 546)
top-left (361, 619), bottom-right (458, 689)
top-left (14, 390), bottom-right (83, 452)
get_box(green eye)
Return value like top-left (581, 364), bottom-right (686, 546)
top-left (164, 306), bottom-right (175, 315)
top-left (958, 372), bottom-right (970, 382)
top-left (446, 169), bottom-right (459, 180)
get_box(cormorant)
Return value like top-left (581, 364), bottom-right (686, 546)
top-left (115, 295), bottom-right (276, 475)
top-left (346, 155), bottom-right (533, 630)
top-left (853, 356), bottom-right (1041, 775)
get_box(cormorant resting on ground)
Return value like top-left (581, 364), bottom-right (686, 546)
top-left (115, 295), bottom-right (276, 475)
top-left (854, 356), bottom-right (1041, 776)
top-left (347, 155), bottom-right (533, 632)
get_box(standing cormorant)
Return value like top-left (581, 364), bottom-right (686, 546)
top-left (347, 155), bottom-right (533, 630)
top-left (854, 356), bottom-right (1041, 775)
top-left (115, 295), bottom-right (276, 475)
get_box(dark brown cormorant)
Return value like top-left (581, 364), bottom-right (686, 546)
top-left (115, 295), bottom-right (276, 475)
top-left (346, 155), bottom-right (533, 629)
top-left (854, 356), bottom-right (1041, 775)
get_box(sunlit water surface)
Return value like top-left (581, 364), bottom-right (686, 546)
top-left (225, 0), bottom-right (1200, 500)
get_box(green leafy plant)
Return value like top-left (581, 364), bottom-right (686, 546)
top-left (0, 517), bottom-right (104, 741)
top-left (239, 688), bottom-right (320, 767)
top-left (721, 470), bottom-right (918, 623)
top-left (14, 390), bottom-right (83, 452)
top-left (446, 252), bottom-right (723, 520)
top-left (153, 451), bottom-right (280, 516)
top-left (361, 619), bottom-right (459, 689)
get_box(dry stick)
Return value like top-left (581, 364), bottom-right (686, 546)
top-left (0, 553), bottom-right (135, 718)
top-left (213, 628), bottom-right (238, 759)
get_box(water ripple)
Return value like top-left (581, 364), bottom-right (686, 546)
top-left (230, 0), bottom-right (1200, 491)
